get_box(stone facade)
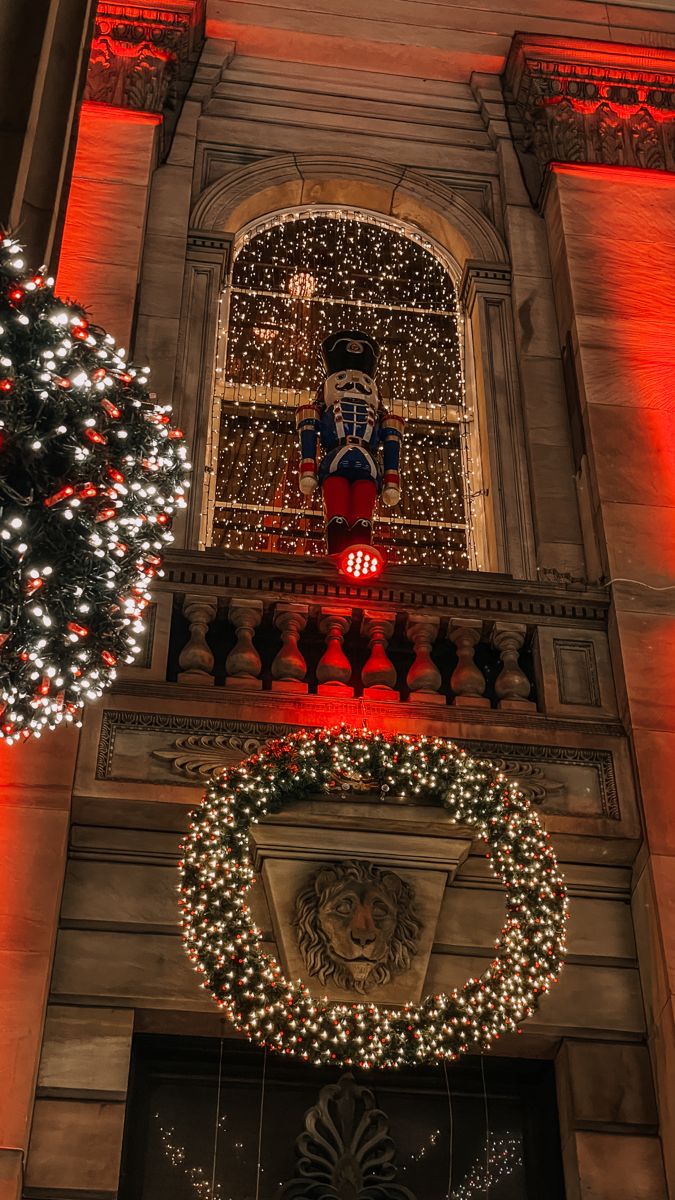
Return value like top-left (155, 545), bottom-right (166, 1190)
top-left (4, 4), bottom-right (675, 1200)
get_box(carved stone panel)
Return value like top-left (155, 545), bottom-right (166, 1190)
top-left (95, 713), bottom-right (297, 785)
top-left (294, 860), bottom-right (422, 996)
top-left (533, 626), bottom-right (618, 721)
top-left (91, 710), bottom-right (623, 823)
top-left (263, 853), bottom-right (448, 1006)
top-left (554, 639), bottom-right (601, 707)
top-left (463, 738), bottom-right (619, 820)
top-left (117, 594), bottom-right (173, 682)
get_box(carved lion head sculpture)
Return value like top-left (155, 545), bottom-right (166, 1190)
top-left (294, 860), bottom-right (422, 995)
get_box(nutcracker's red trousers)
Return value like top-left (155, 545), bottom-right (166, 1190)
top-left (322, 476), bottom-right (377, 525)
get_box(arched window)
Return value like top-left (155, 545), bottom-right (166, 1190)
top-left (201, 208), bottom-right (477, 570)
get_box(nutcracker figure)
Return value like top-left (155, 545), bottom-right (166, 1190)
top-left (296, 330), bottom-right (404, 577)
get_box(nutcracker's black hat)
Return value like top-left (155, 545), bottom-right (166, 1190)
top-left (321, 330), bottom-right (380, 378)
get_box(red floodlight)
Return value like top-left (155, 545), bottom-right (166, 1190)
top-left (336, 543), bottom-right (385, 579)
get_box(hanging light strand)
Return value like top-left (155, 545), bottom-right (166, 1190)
top-left (207, 209), bottom-right (475, 569)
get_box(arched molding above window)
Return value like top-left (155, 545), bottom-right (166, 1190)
top-left (189, 154), bottom-right (509, 269)
top-left (178, 155), bottom-right (535, 578)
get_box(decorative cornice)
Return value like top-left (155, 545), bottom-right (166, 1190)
top-left (459, 259), bottom-right (512, 308)
top-left (505, 33), bottom-right (675, 201)
top-left (158, 546), bottom-right (610, 625)
top-left (83, 0), bottom-right (205, 145)
top-left (186, 229), bottom-right (233, 282)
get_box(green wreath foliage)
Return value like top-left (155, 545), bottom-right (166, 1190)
top-left (180, 727), bottom-right (568, 1069)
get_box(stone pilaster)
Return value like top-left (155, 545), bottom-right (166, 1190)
top-left (555, 1040), bottom-right (667, 1200)
top-left (472, 68), bottom-right (586, 580)
top-left (56, 0), bottom-right (205, 347)
top-left (0, 0), bottom-right (95, 271)
top-left (0, 730), bottom-right (78, 1200)
top-left (540, 100), bottom-right (675, 1195)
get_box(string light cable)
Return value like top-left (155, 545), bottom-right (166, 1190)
top-left (179, 726), bottom-right (568, 1070)
top-left (603, 577), bottom-right (675, 591)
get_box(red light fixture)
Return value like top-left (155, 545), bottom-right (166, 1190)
top-left (337, 543), bottom-right (385, 579)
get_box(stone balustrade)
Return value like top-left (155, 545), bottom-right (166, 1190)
top-left (128, 549), bottom-right (618, 722)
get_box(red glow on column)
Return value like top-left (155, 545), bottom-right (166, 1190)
top-left (56, 101), bottom-right (161, 347)
top-left (549, 162), bottom-right (675, 578)
top-left (78, 100), bottom-right (162, 127)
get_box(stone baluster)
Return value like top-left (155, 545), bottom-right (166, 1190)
top-left (178, 594), bottom-right (218, 685)
top-left (492, 622), bottom-right (535, 710)
top-left (317, 608), bottom-right (353, 696)
top-left (405, 614), bottom-right (444, 704)
top-left (271, 604), bottom-right (309, 693)
top-left (448, 618), bottom-right (490, 707)
top-left (362, 610), bottom-right (399, 700)
top-left (225, 599), bottom-right (263, 690)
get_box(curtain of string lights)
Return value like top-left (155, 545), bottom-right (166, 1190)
top-left (204, 209), bottom-right (476, 570)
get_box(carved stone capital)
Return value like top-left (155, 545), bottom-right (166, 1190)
top-left (505, 33), bottom-right (675, 200)
top-left (84, 0), bottom-right (205, 137)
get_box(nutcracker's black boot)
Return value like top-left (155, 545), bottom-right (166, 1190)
top-left (326, 516), bottom-right (349, 555)
top-left (349, 518), bottom-right (373, 546)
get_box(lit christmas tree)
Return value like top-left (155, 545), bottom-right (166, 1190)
top-left (0, 233), bottom-right (190, 744)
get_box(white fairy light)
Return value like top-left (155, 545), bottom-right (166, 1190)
top-left (206, 209), bottom-right (475, 568)
top-left (179, 728), bottom-right (568, 1070)
top-left (0, 233), bottom-right (191, 744)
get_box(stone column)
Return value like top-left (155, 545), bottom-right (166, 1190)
top-left (178, 232), bottom-right (232, 549)
top-left (0, 0), bottom-right (95, 270)
top-left (56, 2), bottom-right (205, 349)
top-left (448, 618), bottom-right (489, 708)
top-left (555, 1041), bottom-right (666, 1199)
top-left (317, 609), bottom-right (353, 697)
top-left (271, 604), bottom-right (309, 693)
top-left (177, 594), bottom-right (218, 685)
top-left (25, 1005), bottom-right (133, 1199)
top-left (0, 728), bottom-right (78, 1200)
top-left (459, 261), bottom-right (536, 580)
top-left (527, 36), bottom-right (675, 1193)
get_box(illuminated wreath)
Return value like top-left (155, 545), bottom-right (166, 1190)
top-left (179, 728), bottom-right (568, 1069)
top-left (0, 233), bottom-right (189, 743)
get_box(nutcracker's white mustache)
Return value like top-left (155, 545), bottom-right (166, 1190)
top-left (335, 379), bottom-right (373, 396)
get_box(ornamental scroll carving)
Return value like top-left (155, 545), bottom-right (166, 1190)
top-left (140, 723), bottom-right (619, 818)
top-left (294, 860), bottom-right (422, 995)
top-left (281, 1073), bottom-right (415, 1200)
top-left (505, 34), bottom-right (675, 198)
top-left (92, 708), bottom-right (620, 821)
